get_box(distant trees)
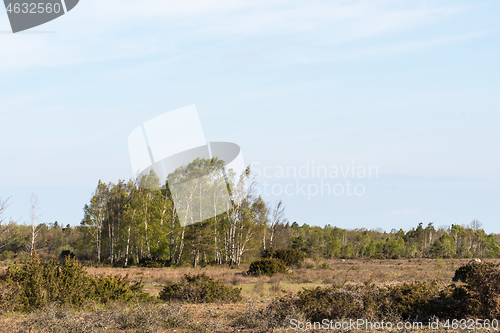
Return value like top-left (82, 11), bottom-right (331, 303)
top-left (282, 221), bottom-right (499, 260)
top-left (1, 167), bottom-right (499, 264)
top-left (430, 232), bottom-right (455, 258)
top-left (0, 216), bottom-right (498, 263)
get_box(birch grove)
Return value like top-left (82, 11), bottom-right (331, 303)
top-left (81, 158), bottom-right (270, 266)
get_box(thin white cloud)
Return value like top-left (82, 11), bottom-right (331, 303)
top-left (0, 1), bottom-right (471, 72)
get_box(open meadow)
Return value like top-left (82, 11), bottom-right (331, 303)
top-left (85, 257), bottom-right (491, 299)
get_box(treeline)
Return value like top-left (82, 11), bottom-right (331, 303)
top-left (290, 221), bottom-right (500, 259)
top-left (0, 163), bottom-right (499, 264)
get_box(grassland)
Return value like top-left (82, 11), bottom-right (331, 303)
top-left (1, 257), bottom-right (499, 332)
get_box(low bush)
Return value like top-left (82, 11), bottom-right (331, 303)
top-left (297, 285), bottom-right (366, 321)
top-left (452, 261), bottom-right (498, 286)
top-left (158, 273), bottom-right (242, 303)
top-left (2, 250), bottom-right (14, 260)
top-left (262, 294), bottom-right (306, 329)
top-left (371, 254), bottom-right (386, 260)
top-left (0, 282), bottom-right (21, 312)
top-left (382, 281), bottom-right (441, 319)
top-left (233, 296), bottom-right (306, 332)
top-left (262, 248), bottom-right (306, 267)
top-left (2, 252), bottom-right (149, 312)
top-left (89, 274), bottom-right (146, 304)
top-left (265, 262), bottom-right (500, 322)
top-left (449, 262), bottom-right (500, 319)
top-left (247, 258), bottom-right (288, 276)
top-left (138, 258), bottom-right (170, 268)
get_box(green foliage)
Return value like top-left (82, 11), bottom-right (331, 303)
top-left (2, 250), bottom-right (14, 260)
top-left (158, 273), bottom-right (242, 303)
top-left (262, 247), bottom-right (306, 267)
top-left (4, 252), bottom-right (148, 312)
top-left (430, 233), bottom-right (456, 258)
top-left (383, 238), bottom-right (405, 258)
top-left (89, 274), bottom-right (147, 304)
top-left (247, 258), bottom-right (288, 276)
top-left (383, 281), bottom-right (441, 319)
top-left (0, 282), bottom-right (21, 312)
top-left (3, 178), bottom-right (500, 266)
top-left (6, 252), bottom-right (89, 310)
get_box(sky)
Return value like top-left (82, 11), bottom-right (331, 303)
top-left (0, 0), bottom-right (499, 232)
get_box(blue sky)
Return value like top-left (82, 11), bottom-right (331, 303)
top-left (0, 0), bottom-right (499, 232)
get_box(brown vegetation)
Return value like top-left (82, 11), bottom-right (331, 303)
top-left (1, 258), bottom-right (500, 332)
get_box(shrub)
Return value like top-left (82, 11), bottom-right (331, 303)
top-left (452, 262), bottom-right (498, 286)
top-left (303, 261), bottom-right (315, 269)
top-left (6, 252), bottom-right (91, 310)
top-left (272, 282), bottom-right (444, 322)
top-left (263, 248), bottom-right (306, 267)
top-left (59, 250), bottom-right (75, 261)
top-left (371, 254), bottom-right (386, 260)
top-left (0, 282), bottom-right (21, 313)
top-left (449, 262), bottom-right (500, 319)
top-left (276, 263), bottom-right (500, 322)
top-left (320, 263), bottom-right (330, 269)
top-left (89, 274), bottom-right (148, 304)
top-left (2, 250), bottom-right (14, 260)
top-left (382, 281), bottom-right (441, 319)
top-left (296, 285), bottom-right (367, 321)
top-left (232, 298), bottom-right (307, 332)
top-left (247, 258), bottom-right (288, 276)
top-left (4, 252), bottom-right (148, 311)
top-left (262, 294), bottom-right (305, 328)
top-left (158, 273), bottom-right (242, 303)
top-left (138, 258), bottom-right (169, 268)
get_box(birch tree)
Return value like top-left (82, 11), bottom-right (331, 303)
top-left (223, 169), bottom-right (266, 266)
top-left (82, 180), bottom-right (109, 263)
top-left (269, 200), bottom-right (287, 249)
top-left (29, 193), bottom-right (42, 259)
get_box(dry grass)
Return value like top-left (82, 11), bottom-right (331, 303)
top-left (85, 265), bottom-right (254, 297)
top-left (2, 258), bottom-right (500, 332)
top-left (85, 258), bottom-right (500, 299)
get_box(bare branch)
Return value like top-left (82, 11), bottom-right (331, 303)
top-left (470, 219), bottom-right (483, 232)
top-left (269, 200), bottom-right (287, 248)
top-left (0, 196), bottom-right (12, 225)
top-left (342, 265), bottom-right (355, 287)
top-left (0, 196), bottom-right (14, 250)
